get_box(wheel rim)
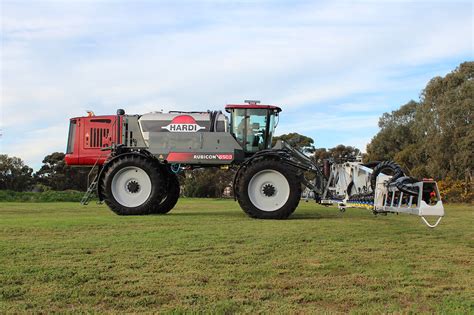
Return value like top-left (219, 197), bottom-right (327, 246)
top-left (248, 170), bottom-right (290, 211)
top-left (111, 166), bottom-right (152, 207)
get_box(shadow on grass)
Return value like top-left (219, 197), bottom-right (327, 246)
top-left (151, 211), bottom-right (247, 218)
top-left (288, 212), bottom-right (344, 220)
top-left (152, 210), bottom-right (344, 220)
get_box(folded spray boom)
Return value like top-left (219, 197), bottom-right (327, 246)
top-left (315, 160), bottom-right (445, 228)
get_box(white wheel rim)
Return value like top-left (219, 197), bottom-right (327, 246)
top-left (111, 166), bottom-right (152, 207)
top-left (248, 170), bottom-right (290, 211)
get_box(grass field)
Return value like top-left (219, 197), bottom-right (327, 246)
top-left (0, 199), bottom-right (472, 313)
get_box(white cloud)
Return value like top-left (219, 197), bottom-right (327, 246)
top-left (0, 0), bottom-right (472, 168)
top-left (331, 102), bottom-right (382, 113)
top-left (277, 114), bottom-right (380, 134)
top-left (1, 123), bottom-right (68, 165)
top-left (339, 136), bottom-right (374, 153)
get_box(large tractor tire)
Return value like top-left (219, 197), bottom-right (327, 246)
top-left (150, 172), bottom-right (180, 214)
top-left (101, 155), bottom-right (166, 215)
top-left (236, 159), bottom-right (302, 219)
top-left (370, 160), bottom-right (404, 191)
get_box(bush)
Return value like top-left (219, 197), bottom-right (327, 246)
top-left (31, 183), bottom-right (52, 192)
top-left (0, 190), bottom-right (89, 202)
top-left (437, 178), bottom-right (473, 203)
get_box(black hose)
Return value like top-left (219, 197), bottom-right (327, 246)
top-left (347, 181), bottom-right (355, 197)
top-left (392, 176), bottom-right (419, 196)
top-left (209, 110), bottom-right (220, 132)
top-left (208, 111), bottom-right (215, 132)
top-left (370, 160), bottom-right (404, 191)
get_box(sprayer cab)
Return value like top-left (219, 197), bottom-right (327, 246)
top-left (225, 100), bottom-right (281, 154)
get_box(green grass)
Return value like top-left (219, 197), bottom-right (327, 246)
top-left (0, 200), bottom-right (472, 313)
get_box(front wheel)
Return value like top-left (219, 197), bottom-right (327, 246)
top-left (101, 155), bottom-right (166, 215)
top-left (236, 159), bottom-right (302, 219)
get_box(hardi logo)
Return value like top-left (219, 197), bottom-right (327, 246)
top-left (161, 115), bottom-right (206, 132)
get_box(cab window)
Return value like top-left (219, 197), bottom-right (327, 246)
top-left (66, 120), bottom-right (77, 154)
top-left (246, 109), bottom-right (268, 152)
top-left (230, 108), bottom-right (277, 153)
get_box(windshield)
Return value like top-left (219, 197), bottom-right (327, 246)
top-left (231, 108), bottom-right (277, 153)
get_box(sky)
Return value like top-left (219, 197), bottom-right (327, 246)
top-left (1, 0), bottom-right (473, 170)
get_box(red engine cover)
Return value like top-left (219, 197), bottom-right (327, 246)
top-left (65, 115), bottom-right (121, 166)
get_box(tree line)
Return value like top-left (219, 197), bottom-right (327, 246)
top-left (0, 142), bottom-right (360, 197)
top-left (0, 153), bottom-right (90, 192)
top-left (1, 62), bottom-right (471, 201)
top-left (365, 62), bottom-right (472, 201)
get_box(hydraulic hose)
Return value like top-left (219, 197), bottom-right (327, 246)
top-left (391, 176), bottom-right (419, 196)
top-left (370, 161), bottom-right (404, 191)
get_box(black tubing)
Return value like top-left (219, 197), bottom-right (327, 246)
top-left (370, 161), bottom-right (404, 191)
top-left (393, 176), bottom-right (419, 196)
top-left (346, 181), bottom-right (356, 197)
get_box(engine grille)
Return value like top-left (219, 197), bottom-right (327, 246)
top-left (88, 127), bottom-right (110, 148)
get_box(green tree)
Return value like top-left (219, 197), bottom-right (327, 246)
top-left (366, 61), bottom-right (473, 183)
top-left (366, 100), bottom-right (418, 163)
top-left (0, 155), bottom-right (34, 191)
top-left (416, 61), bottom-right (473, 181)
top-left (35, 152), bottom-right (89, 191)
top-left (313, 148), bottom-right (330, 164)
top-left (313, 145), bottom-right (361, 164)
top-left (272, 132), bottom-right (315, 153)
top-left (328, 145), bottom-right (361, 162)
top-left (183, 168), bottom-right (235, 198)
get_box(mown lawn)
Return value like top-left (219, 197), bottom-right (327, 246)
top-left (0, 199), bottom-right (472, 313)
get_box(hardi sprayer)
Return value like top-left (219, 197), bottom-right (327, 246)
top-left (65, 101), bottom-right (444, 227)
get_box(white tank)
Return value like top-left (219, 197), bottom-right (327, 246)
top-left (138, 111), bottom-right (229, 144)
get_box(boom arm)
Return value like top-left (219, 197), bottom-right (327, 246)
top-left (317, 160), bottom-right (445, 228)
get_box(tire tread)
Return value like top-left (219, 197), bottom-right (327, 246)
top-left (236, 158), bottom-right (301, 219)
top-left (101, 155), bottom-right (165, 215)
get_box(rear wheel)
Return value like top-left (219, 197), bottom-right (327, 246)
top-left (151, 172), bottom-right (180, 214)
top-left (237, 159), bottom-right (301, 219)
top-left (102, 155), bottom-right (165, 215)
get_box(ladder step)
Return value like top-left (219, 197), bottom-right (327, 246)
top-left (81, 177), bottom-right (99, 205)
top-left (81, 155), bottom-right (105, 206)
